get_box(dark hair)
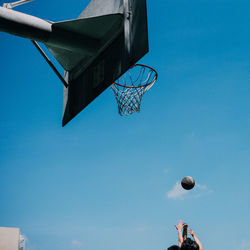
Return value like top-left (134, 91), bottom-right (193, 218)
top-left (168, 245), bottom-right (180, 250)
top-left (181, 238), bottom-right (199, 250)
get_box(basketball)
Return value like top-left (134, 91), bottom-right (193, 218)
top-left (181, 176), bottom-right (195, 190)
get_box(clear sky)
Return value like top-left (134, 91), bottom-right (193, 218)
top-left (1, 0), bottom-right (250, 250)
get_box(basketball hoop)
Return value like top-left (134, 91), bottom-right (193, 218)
top-left (111, 64), bottom-right (158, 116)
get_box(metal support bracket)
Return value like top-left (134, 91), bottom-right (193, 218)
top-left (31, 40), bottom-right (68, 88)
top-left (3, 0), bottom-right (34, 9)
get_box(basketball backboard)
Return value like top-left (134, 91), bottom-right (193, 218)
top-left (46, 0), bottom-right (149, 126)
top-left (0, 0), bottom-right (149, 126)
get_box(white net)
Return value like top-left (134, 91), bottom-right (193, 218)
top-left (111, 64), bottom-right (157, 116)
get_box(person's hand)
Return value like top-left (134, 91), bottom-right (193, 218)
top-left (189, 228), bottom-right (195, 237)
top-left (175, 221), bottom-right (184, 232)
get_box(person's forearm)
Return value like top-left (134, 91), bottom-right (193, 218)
top-left (178, 230), bottom-right (183, 247)
top-left (192, 233), bottom-right (203, 250)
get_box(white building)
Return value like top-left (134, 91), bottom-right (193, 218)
top-left (0, 227), bottom-right (25, 250)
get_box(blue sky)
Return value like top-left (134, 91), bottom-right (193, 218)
top-left (1, 0), bottom-right (250, 250)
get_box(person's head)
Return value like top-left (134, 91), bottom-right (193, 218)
top-left (180, 238), bottom-right (199, 250)
top-left (168, 245), bottom-right (180, 250)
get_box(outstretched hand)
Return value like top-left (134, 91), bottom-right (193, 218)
top-left (175, 221), bottom-right (184, 232)
top-left (189, 228), bottom-right (195, 237)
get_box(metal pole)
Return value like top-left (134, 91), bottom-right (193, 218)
top-left (3, 0), bottom-right (34, 9)
top-left (31, 40), bottom-right (68, 88)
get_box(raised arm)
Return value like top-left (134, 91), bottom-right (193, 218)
top-left (182, 223), bottom-right (188, 241)
top-left (175, 221), bottom-right (184, 247)
top-left (189, 228), bottom-right (203, 250)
